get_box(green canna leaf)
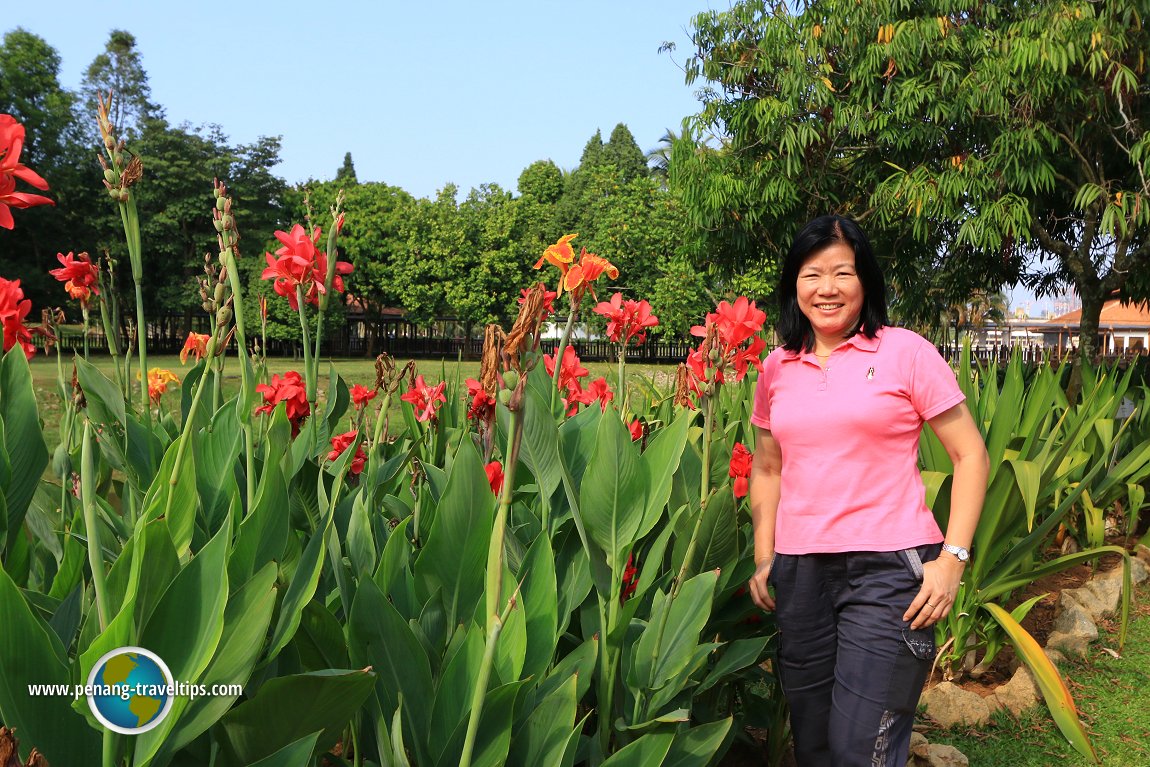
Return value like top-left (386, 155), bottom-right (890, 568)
top-left (579, 411), bottom-right (643, 567)
top-left (214, 668), bottom-right (376, 767)
top-left (506, 673), bottom-right (578, 767)
top-left (429, 625), bottom-right (484, 762)
top-left (243, 731), bottom-right (322, 767)
top-left (415, 440), bottom-right (493, 627)
top-left (436, 679), bottom-right (527, 767)
top-left (228, 460), bottom-right (289, 586)
top-left (265, 504), bottom-right (331, 663)
top-left (518, 532), bottom-right (558, 684)
top-left (664, 717), bottom-right (734, 767)
top-left (145, 562), bottom-right (277, 763)
top-left (599, 731), bottom-right (675, 766)
top-left (696, 636), bottom-right (771, 694)
top-left (139, 435), bottom-right (199, 558)
top-left (0, 565), bottom-right (101, 765)
top-left (0, 347), bottom-right (49, 555)
top-left (349, 578), bottom-right (434, 766)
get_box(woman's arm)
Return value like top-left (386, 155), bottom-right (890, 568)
top-left (906, 401), bottom-right (989, 629)
top-left (748, 425), bottom-right (783, 611)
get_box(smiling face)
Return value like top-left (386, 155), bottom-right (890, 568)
top-left (796, 241), bottom-right (864, 348)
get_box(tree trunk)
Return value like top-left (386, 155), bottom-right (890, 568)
top-left (1068, 287), bottom-right (1106, 402)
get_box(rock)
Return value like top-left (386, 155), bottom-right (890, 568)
top-left (920, 682), bottom-right (993, 727)
top-left (909, 731), bottom-right (930, 758)
top-left (1044, 647), bottom-right (1067, 666)
top-left (1127, 556), bottom-right (1150, 585)
top-left (1046, 630), bottom-right (1091, 657)
top-left (1060, 586), bottom-right (1107, 619)
top-left (926, 744), bottom-right (970, 766)
top-left (1083, 575), bottom-right (1123, 617)
top-left (991, 664), bottom-right (1040, 716)
top-left (1134, 544), bottom-right (1150, 565)
top-left (1052, 596), bottom-right (1098, 640)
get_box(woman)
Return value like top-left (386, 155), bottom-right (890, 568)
top-left (747, 215), bottom-right (988, 767)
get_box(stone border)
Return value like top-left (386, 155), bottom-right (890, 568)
top-left (910, 544), bottom-right (1150, 766)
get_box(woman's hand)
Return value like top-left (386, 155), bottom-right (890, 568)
top-left (904, 555), bottom-right (965, 629)
top-left (749, 557), bottom-right (775, 611)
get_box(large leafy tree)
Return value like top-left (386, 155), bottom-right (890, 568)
top-left (674, 0), bottom-right (1150, 382)
top-left (81, 30), bottom-right (155, 141)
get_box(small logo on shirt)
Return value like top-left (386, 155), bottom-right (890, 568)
top-left (866, 367), bottom-right (875, 380)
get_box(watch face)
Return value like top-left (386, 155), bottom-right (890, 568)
top-left (945, 544), bottom-right (969, 561)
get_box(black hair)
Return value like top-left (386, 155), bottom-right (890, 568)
top-left (776, 215), bottom-right (888, 353)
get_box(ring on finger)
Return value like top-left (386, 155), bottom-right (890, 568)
top-left (925, 602), bottom-right (935, 608)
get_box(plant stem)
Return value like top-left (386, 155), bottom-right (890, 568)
top-left (673, 390), bottom-right (715, 597)
top-left (550, 304), bottom-right (578, 409)
top-left (223, 248), bottom-right (257, 512)
top-left (458, 612), bottom-right (504, 767)
top-left (617, 344), bottom-right (627, 418)
top-left (81, 420), bottom-right (111, 631)
top-left (81, 305), bottom-right (90, 360)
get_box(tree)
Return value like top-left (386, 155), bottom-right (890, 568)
top-left (675, 0), bottom-right (1150, 388)
top-left (335, 152), bottom-right (358, 184)
top-left (81, 30), bottom-right (155, 141)
top-left (602, 123), bottom-right (649, 184)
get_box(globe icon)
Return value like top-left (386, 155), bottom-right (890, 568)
top-left (87, 647), bottom-right (174, 734)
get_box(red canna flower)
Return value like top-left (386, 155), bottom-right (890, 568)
top-left (254, 370), bottom-right (310, 437)
top-left (0, 277), bottom-right (35, 358)
top-left (0, 114), bottom-right (54, 230)
top-left (485, 460), bottom-right (504, 496)
top-left (620, 552), bottom-right (639, 605)
top-left (400, 375), bottom-right (446, 423)
top-left (350, 383), bottom-right (378, 410)
top-left (682, 296), bottom-right (767, 407)
top-left (49, 251), bottom-right (99, 304)
top-left (260, 224), bottom-right (354, 311)
top-left (328, 430), bottom-right (366, 475)
top-left (691, 297), bottom-right (766, 357)
top-left (308, 249), bottom-right (354, 305)
top-left (629, 419), bottom-right (644, 441)
top-left (729, 442), bottom-right (753, 498)
top-left (465, 377), bottom-right (496, 423)
top-left (593, 292), bottom-right (659, 345)
top-left (533, 233), bottom-right (578, 271)
top-left (543, 345), bottom-right (589, 396)
top-left (581, 376), bottom-right (614, 412)
top-left (179, 332), bottom-right (211, 364)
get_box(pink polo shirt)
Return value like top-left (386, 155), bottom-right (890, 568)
top-left (750, 326), bottom-right (964, 554)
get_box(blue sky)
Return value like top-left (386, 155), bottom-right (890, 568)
top-left (7, 0), bottom-right (717, 199)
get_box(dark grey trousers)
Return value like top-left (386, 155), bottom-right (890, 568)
top-left (770, 544), bottom-right (941, 767)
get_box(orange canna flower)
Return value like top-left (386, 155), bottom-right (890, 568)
top-left (180, 332), bottom-right (211, 364)
top-left (533, 233), bottom-right (578, 295)
top-left (564, 248), bottom-right (618, 300)
top-left (141, 368), bottom-right (179, 404)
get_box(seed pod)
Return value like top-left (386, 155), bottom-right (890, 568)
top-left (103, 169), bottom-right (117, 184)
top-left (216, 196), bottom-right (227, 211)
top-left (498, 389), bottom-right (513, 405)
top-left (216, 304), bottom-right (233, 326)
top-left (213, 282), bottom-right (226, 304)
top-left (502, 370), bottom-right (519, 390)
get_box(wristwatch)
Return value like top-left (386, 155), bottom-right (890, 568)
top-left (942, 543), bottom-right (970, 563)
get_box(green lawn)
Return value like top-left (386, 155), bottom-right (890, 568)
top-left (923, 581), bottom-right (1150, 766)
top-left (28, 352), bottom-right (679, 439)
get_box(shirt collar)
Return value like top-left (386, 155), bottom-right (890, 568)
top-left (779, 326), bottom-right (884, 363)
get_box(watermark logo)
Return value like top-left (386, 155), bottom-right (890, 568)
top-left (86, 647), bottom-right (175, 735)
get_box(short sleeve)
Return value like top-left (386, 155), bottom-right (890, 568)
top-left (910, 339), bottom-right (965, 420)
top-left (750, 354), bottom-right (775, 429)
